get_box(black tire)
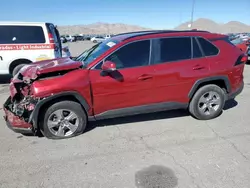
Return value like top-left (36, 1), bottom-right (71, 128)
top-left (93, 40), bottom-right (97, 43)
top-left (12, 64), bottom-right (26, 76)
top-left (189, 84), bottom-right (225, 120)
top-left (41, 101), bottom-right (87, 139)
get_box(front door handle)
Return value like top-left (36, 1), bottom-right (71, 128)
top-left (138, 74), bottom-right (153, 80)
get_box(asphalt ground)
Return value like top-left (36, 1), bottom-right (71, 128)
top-left (0, 41), bottom-right (250, 188)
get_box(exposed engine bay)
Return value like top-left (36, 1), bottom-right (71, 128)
top-left (5, 74), bottom-right (39, 124)
top-left (4, 57), bottom-right (83, 130)
top-left (5, 69), bottom-right (74, 124)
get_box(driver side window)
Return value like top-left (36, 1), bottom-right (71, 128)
top-left (103, 40), bottom-right (150, 69)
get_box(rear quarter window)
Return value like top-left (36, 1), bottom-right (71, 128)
top-left (192, 37), bottom-right (203, 58)
top-left (197, 37), bottom-right (219, 56)
top-left (0, 25), bottom-right (46, 44)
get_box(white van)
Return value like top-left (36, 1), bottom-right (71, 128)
top-left (0, 22), bottom-right (62, 75)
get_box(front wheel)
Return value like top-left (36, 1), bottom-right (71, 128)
top-left (41, 101), bottom-right (87, 139)
top-left (189, 84), bottom-right (225, 120)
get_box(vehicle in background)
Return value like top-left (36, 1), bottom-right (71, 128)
top-left (105, 34), bottom-right (111, 39)
top-left (4, 30), bottom-right (246, 139)
top-left (83, 35), bottom-right (91, 40)
top-left (61, 45), bottom-right (71, 57)
top-left (73, 35), bottom-right (84, 41)
top-left (239, 34), bottom-right (250, 41)
top-left (70, 36), bottom-right (76, 42)
top-left (90, 36), bottom-right (105, 43)
top-left (64, 35), bottom-right (76, 42)
top-left (64, 35), bottom-right (71, 41)
top-left (60, 36), bottom-right (67, 43)
top-left (0, 22), bottom-right (62, 76)
top-left (231, 37), bottom-right (250, 60)
top-left (228, 33), bottom-right (238, 41)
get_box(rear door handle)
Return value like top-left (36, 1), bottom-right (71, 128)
top-left (138, 74), bottom-right (153, 80)
top-left (193, 65), bottom-right (205, 70)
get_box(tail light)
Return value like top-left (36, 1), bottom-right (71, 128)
top-left (48, 33), bottom-right (56, 50)
top-left (235, 54), bottom-right (248, 66)
top-left (48, 33), bottom-right (54, 44)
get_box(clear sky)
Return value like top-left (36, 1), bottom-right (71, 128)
top-left (1, 0), bottom-right (250, 29)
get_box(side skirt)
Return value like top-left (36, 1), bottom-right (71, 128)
top-left (88, 102), bottom-right (188, 121)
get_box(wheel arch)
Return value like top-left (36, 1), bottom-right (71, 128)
top-left (9, 58), bottom-right (32, 74)
top-left (29, 91), bottom-right (90, 130)
top-left (188, 76), bottom-right (231, 99)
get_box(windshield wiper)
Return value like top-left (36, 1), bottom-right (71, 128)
top-left (83, 44), bottom-right (99, 61)
top-left (75, 44), bottom-right (99, 62)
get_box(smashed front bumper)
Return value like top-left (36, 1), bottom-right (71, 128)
top-left (3, 97), bottom-right (34, 134)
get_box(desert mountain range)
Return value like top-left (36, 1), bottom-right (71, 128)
top-left (57, 18), bottom-right (250, 35)
top-left (175, 18), bottom-right (250, 33)
top-left (57, 22), bottom-right (149, 35)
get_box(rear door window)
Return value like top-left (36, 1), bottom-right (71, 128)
top-left (0, 26), bottom-right (45, 44)
top-left (152, 37), bottom-right (192, 64)
top-left (197, 37), bottom-right (219, 56)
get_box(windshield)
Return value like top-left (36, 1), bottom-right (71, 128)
top-left (75, 39), bottom-right (120, 65)
top-left (231, 38), bottom-right (243, 45)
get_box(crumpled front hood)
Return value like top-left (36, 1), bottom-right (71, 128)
top-left (18, 57), bottom-right (83, 80)
top-left (9, 57), bottom-right (83, 99)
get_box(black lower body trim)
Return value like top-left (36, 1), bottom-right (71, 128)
top-left (227, 82), bottom-right (244, 100)
top-left (89, 102), bottom-right (188, 121)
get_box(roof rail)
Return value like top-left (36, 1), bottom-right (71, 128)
top-left (113, 30), bottom-right (166, 37)
top-left (119, 29), bottom-right (209, 41)
top-left (114, 29), bottom-right (209, 36)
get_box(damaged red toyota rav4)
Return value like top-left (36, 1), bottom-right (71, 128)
top-left (4, 30), bottom-right (246, 139)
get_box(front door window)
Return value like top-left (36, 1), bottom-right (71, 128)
top-left (105, 40), bottom-right (150, 69)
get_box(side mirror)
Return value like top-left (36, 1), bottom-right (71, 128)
top-left (101, 60), bottom-right (117, 73)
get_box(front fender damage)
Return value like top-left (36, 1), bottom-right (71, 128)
top-left (6, 69), bottom-right (75, 133)
top-left (4, 93), bottom-right (40, 133)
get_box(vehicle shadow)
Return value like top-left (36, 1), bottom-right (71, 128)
top-left (33, 99), bottom-right (238, 138)
top-left (87, 99), bottom-right (239, 133)
top-left (86, 109), bottom-right (189, 132)
top-left (0, 75), bottom-right (11, 84)
top-left (223, 99), bottom-right (238, 110)
top-left (34, 110), bottom-right (189, 138)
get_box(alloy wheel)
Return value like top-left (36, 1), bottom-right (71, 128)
top-left (47, 109), bottom-right (79, 137)
top-left (198, 91), bottom-right (222, 116)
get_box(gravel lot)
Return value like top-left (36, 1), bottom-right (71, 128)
top-left (67, 41), bottom-right (95, 57)
top-left (0, 41), bottom-right (250, 188)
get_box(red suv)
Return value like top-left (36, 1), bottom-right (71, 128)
top-left (3, 30), bottom-right (246, 139)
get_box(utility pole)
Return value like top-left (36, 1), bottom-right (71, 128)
top-left (189, 0), bottom-right (196, 29)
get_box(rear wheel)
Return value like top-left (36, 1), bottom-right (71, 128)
top-left (93, 40), bottom-right (97, 43)
top-left (189, 84), bottom-right (225, 120)
top-left (41, 101), bottom-right (87, 139)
